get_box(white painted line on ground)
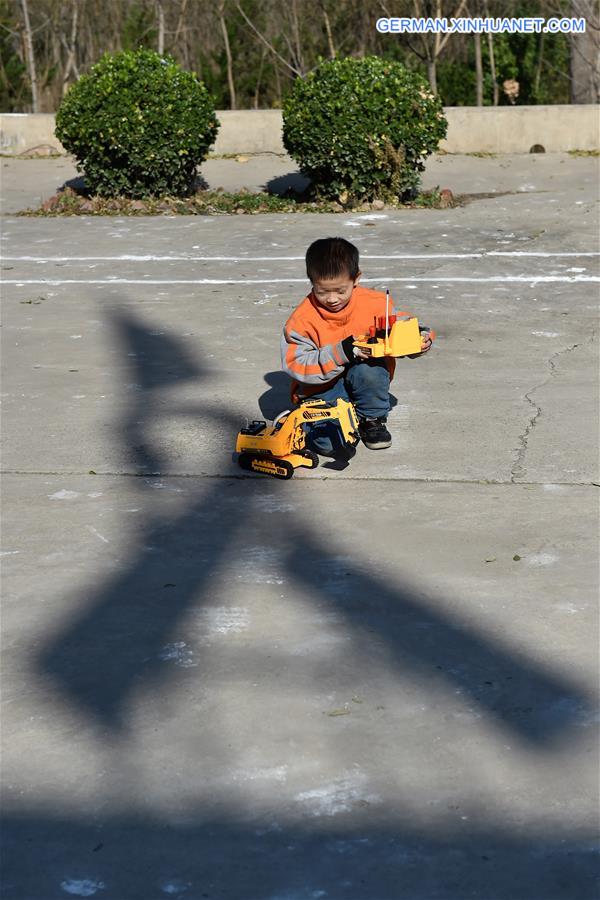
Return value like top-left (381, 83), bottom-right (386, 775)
top-left (3, 276), bottom-right (598, 285)
top-left (487, 251), bottom-right (599, 257)
top-left (2, 252), bottom-right (598, 262)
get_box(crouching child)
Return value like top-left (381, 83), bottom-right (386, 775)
top-left (281, 236), bottom-right (432, 457)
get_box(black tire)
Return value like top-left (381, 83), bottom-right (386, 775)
top-left (274, 460), bottom-right (295, 479)
top-left (238, 452), bottom-right (254, 472)
top-left (299, 449), bottom-right (319, 469)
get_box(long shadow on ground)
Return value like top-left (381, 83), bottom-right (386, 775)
top-left (35, 358), bottom-right (594, 742)
top-left (36, 311), bottom-right (593, 740)
top-left (2, 812), bottom-right (598, 900)
top-left (5, 306), bottom-right (596, 899)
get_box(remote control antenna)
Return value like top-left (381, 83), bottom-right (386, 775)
top-left (384, 288), bottom-right (390, 353)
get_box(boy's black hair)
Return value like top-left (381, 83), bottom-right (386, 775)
top-left (306, 237), bottom-right (360, 282)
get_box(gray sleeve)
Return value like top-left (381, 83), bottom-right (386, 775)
top-left (281, 326), bottom-right (350, 384)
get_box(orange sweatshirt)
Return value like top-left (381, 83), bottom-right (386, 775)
top-left (281, 285), bottom-right (405, 396)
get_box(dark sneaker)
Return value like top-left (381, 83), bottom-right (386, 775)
top-left (358, 416), bottom-right (392, 450)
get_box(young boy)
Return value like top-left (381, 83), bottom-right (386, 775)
top-left (281, 236), bottom-right (432, 454)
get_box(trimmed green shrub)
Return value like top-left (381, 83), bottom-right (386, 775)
top-left (283, 56), bottom-right (447, 203)
top-left (55, 49), bottom-right (219, 198)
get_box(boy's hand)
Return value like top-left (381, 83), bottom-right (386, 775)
top-left (407, 329), bottom-right (434, 359)
top-left (353, 344), bottom-right (372, 359)
top-left (420, 332), bottom-right (433, 352)
top-left (342, 334), bottom-right (371, 361)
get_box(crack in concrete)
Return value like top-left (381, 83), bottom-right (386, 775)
top-left (510, 334), bottom-right (596, 482)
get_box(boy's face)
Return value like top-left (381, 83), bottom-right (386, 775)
top-left (311, 272), bottom-right (361, 313)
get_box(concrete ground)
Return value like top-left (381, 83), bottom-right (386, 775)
top-left (1, 155), bottom-right (599, 900)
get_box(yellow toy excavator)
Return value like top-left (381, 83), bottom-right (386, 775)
top-left (235, 398), bottom-right (359, 479)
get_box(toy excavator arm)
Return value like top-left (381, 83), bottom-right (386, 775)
top-left (284, 399), bottom-right (359, 446)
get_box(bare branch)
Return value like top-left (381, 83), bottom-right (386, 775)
top-left (173, 0), bottom-right (189, 45)
top-left (234, 1), bottom-right (303, 77)
top-left (436, 0), bottom-right (468, 55)
top-left (0, 22), bottom-right (20, 38)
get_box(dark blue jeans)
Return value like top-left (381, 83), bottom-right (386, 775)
top-left (300, 360), bottom-right (391, 454)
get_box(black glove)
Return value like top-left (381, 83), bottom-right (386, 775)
top-left (341, 335), bottom-right (357, 364)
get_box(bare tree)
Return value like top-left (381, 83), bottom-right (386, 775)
top-left (61, 0), bottom-right (79, 96)
top-left (19, 0), bottom-right (39, 111)
top-left (474, 32), bottom-right (483, 104)
top-left (218, 0), bottom-right (236, 109)
top-left (320, 0), bottom-right (336, 59)
top-left (172, 0), bottom-right (190, 65)
top-left (569, 0), bottom-right (600, 102)
top-left (253, 46), bottom-right (267, 108)
top-left (288, 0), bottom-right (305, 73)
top-left (533, 30), bottom-right (545, 99)
top-left (487, 31), bottom-right (499, 104)
top-left (156, 0), bottom-right (165, 55)
top-left (469, 0), bottom-right (483, 104)
top-left (484, 0), bottom-right (499, 105)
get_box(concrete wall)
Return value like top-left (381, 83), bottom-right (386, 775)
top-left (439, 105), bottom-right (599, 154)
top-left (1, 105), bottom-right (598, 156)
top-left (0, 113), bottom-right (62, 155)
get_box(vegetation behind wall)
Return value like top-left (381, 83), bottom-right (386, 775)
top-left (1, 0), bottom-right (597, 113)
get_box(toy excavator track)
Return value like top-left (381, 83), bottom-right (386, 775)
top-left (238, 453), bottom-right (295, 480)
top-left (238, 448), bottom-right (319, 480)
